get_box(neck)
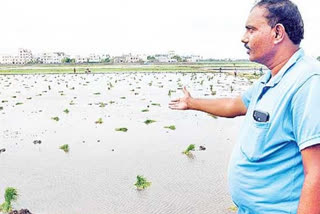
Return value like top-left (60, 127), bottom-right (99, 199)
top-left (265, 44), bottom-right (300, 77)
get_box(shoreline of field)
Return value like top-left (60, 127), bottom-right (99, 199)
top-left (0, 63), bottom-right (266, 75)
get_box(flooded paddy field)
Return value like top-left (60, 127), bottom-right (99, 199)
top-left (0, 72), bottom-right (251, 214)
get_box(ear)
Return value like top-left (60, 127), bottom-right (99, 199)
top-left (273, 23), bottom-right (285, 44)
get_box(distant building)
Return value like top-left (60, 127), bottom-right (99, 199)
top-left (155, 54), bottom-right (177, 63)
top-left (38, 52), bottom-right (66, 64)
top-left (113, 56), bottom-right (126, 63)
top-left (125, 53), bottom-right (140, 63)
top-left (184, 55), bottom-right (202, 63)
top-left (74, 55), bottom-right (88, 63)
top-left (0, 48), bottom-right (32, 64)
top-left (113, 54), bottom-right (140, 63)
top-left (88, 54), bottom-right (101, 63)
top-left (0, 55), bottom-right (14, 64)
top-left (168, 50), bottom-right (176, 59)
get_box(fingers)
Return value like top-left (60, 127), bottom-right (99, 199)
top-left (168, 103), bottom-right (182, 110)
top-left (170, 98), bottom-right (180, 102)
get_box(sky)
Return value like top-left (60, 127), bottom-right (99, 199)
top-left (1, 0), bottom-right (320, 59)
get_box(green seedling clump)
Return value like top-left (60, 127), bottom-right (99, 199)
top-left (59, 144), bottom-right (69, 153)
top-left (95, 118), bottom-right (103, 124)
top-left (141, 109), bottom-right (149, 112)
top-left (134, 175), bottom-right (151, 190)
top-left (144, 119), bottom-right (156, 125)
top-left (0, 187), bottom-right (18, 213)
top-left (151, 103), bottom-right (160, 106)
top-left (63, 109), bottom-right (69, 114)
top-left (164, 125), bottom-right (176, 130)
top-left (115, 127), bottom-right (128, 132)
top-left (51, 117), bottom-right (59, 121)
top-left (183, 144), bottom-right (195, 155)
top-left (99, 102), bottom-right (106, 108)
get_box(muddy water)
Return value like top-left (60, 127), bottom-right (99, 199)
top-left (0, 72), bottom-right (250, 214)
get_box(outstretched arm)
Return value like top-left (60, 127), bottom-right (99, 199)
top-left (169, 87), bottom-right (247, 118)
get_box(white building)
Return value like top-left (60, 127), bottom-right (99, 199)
top-left (113, 56), bottom-right (126, 63)
top-left (138, 54), bottom-right (148, 62)
top-left (125, 53), bottom-right (140, 63)
top-left (18, 49), bottom-right (33, 64)
top-left (155, 54), bottom-right (169, 63)
top-left (155, 54), bottom-right (177, 63)
top-left (0, 49), bottom-right (33, 64)
top-left (185, 55), bottom-right (202, 63)
top-left (0, 55), bottom-right (14, 64)
top-left (168, 50), bottom-right (176, 59)
top-left (38, 52), bottom-right (66, 64)
top-left (88, 54), bottom-right (101, 63)
top-left (74, 55), bottom-right (89, 63)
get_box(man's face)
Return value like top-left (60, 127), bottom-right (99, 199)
top-left (241, 6), bottom-right (276, 64)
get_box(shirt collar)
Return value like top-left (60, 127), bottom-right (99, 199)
top-left (260, 48), bottom-right (304, 87)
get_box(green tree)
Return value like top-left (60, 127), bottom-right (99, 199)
top-left (61, 57), bottom-right (71, 63)
top-left (147, 56), bottom-right (156, 61)
top-left (172, 55), bottom-right (182, 62)
top-left (103, 58), bottom-right (111, 63)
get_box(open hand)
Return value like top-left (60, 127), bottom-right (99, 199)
top-left (169, 86), bottom-right (192, 110)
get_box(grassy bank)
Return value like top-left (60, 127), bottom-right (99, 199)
top-left (0, 62), bottom-right (264, 75)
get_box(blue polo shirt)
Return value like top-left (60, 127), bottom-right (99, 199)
top-left (228, 49), bottom-right (320, 214)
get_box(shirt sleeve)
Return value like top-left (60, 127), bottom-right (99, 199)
top-left (292, 75), bottom-right (320, 151)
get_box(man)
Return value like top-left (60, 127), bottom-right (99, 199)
top-left (169, 0), bottom-right (320, 213)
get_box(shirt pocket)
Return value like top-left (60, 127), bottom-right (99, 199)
top-left (240, 120), bottom-right (270, 161)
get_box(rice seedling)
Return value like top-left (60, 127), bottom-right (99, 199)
top-left (115, 127), bottom-right (128, 132)
top-left (120, 97), bottom-right (126, 99)
top-left (63, 109), bottom-right (69, 114)
top-left (134, 175), bottom-right (151, 190)
top-left (0, 107), bottom-right (3, 111)
top-left (0, 187), bottom-right (18, 213)
top-left (51, 117), bottom-right (59, 121)
top-left (164, 125), bottom-right (176, 130)
top-left (26, 97), bottom-right (32, 100)
top-left (95, 118), bottom-right (103, 124)
top-left (94, 92), bottom-right (101, 95)
top-left (59, 144), bottom-right (69, 153)
top-left (99, 102), bottom-right (106, 108)
top-left (144, 119), bottom-right (156, 125)
top-left (15, 102), bottom-right (23, 105)
top-left (141, 109), bottom-right (149, 112)
top-left (1, 100), bottom-right (8, 103)
top-left (183, 144), bottom-right (195, 155)
top-left (151, 103), bottom-right (160, 107)
top-left (109, 101), bottom-right (115, 104)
